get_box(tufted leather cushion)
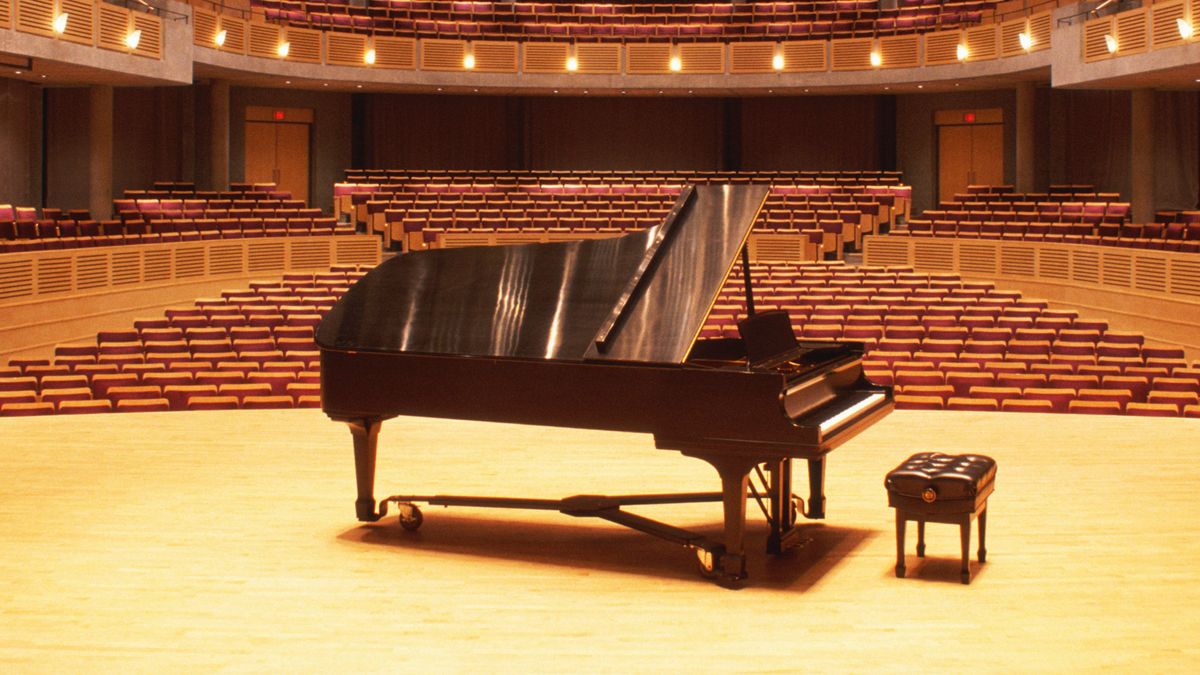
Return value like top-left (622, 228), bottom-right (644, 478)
top-left (885, 452), bottom-right (997, 502)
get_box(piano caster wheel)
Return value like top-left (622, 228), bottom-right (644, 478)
top-left (398, 503), bottom-right (423, 532)
top-left (694, 547), bottom-right (746, 589)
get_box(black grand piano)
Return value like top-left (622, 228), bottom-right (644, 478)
top-left (317, 184), bottom-right (892, 586)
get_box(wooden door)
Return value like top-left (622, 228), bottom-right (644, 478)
top-left (935, 108), bottom-right (1005, 204)
top-left (970, 124), bottom-right (1004, 188)
top-left (274, 123), bottom-right (310, 204)
top-left (938, 125), bottom-right (975, 204)
top-left (244, 121), bottom-right (278, 187)
top-left (243, 107), bottom-right (312, 203)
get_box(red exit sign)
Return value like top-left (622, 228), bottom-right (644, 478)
top-left (273, 110), bottom-right (285, 120)
top-left (963, 112), bottom-right (976, 123)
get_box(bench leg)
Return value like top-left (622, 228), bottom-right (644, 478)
top-left (959, 517), bottom-right (972, 584)
top-left (895, 511), bottom-right (906, 578)
top-left (916, 520), bottom-right (926, 558)
top-left (978, 506), bottom-right (987, 563)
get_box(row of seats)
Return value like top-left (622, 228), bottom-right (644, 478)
top-left (902, 220), bottom-right (1200, 253)
top-left (253, 0), bottom-right (995, 42)
top-left (122, 181), bottom-right (281, 199)
top-left (0, 217), bottom-right (353, 254)
top-left (0, 266), bottom-right (371, 416)
top-left (112, 199), bottom-right (310, 220)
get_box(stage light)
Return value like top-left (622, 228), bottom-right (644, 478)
top-left (277, 41), bottom-right (290, 58)
top-left (566, 55), bottom-right (578, 72)
top-left (125, 29), bottom-right (142, 50)
top-left (1104, 33), bottom-right (1117, 54)
top-left (1018, 31), bottom-right (1033, 51)
top-left (215, 29), bottom-right (227, 47)
top-left (956, 43), bottom-right (969, 61)
top-left (1177, 18), bottom-right (1194, 40)
top-left (364, 48), bottom-right (376, 65)
top-left (53, 13), bottom-right (68, 34)
top-left (669, 54), bottom-right (682, 72)
top-left (463, 52), bottom-right (475, 69)
top-left (869, 51), bottom-right (881, 67)
top-left (772, 52), bottom-right (784, 70)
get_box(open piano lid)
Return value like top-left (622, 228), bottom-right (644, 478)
top-left (316, 184), bottom-right (769, 365)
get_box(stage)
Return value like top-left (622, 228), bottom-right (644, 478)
top-left (1, 409), bottom-right (1198, 671)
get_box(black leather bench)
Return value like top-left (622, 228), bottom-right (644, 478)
top-left (885, 452), bottom-right (996, 584)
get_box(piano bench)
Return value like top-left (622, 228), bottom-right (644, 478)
top-left (885, 452), bottom-right (997, 584)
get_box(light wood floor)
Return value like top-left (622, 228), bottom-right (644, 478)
top-left (2, 409), bottom-right (1199, 672)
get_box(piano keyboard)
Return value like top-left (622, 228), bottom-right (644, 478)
top-left (819, 392), bottom-right (887, 435)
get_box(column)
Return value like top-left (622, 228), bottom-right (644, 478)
top-left (210, 79), bottom-right (230, 191)
top-left (1015, 81), bottom-right (1036, 193)
top-left (88, 85), bottom-right (113, 221)
top-left (1130, 89), bottom-right (1154, 224)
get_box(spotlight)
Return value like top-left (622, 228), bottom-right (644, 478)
top-left (1104, 34), bottom-right (1118, 54)
top-left (956, 43), bottom-right (969, 62)
top-left (566, 56), bottom-right (578, 72)
top-left (125, 29), bottom-right (142, 50)
top-left (669, 55), bottom-right (682, 72)
top-left (215, 29), bottom-right (227, 47)
top-left (52, 13), bottom-right (68, 34)
top-left (1018, 31), bottom-right (1033, 51)
top-left (277, 41), bottom-right (290, 58)
top-left (364, 48), bottom-right (376, 65)
top-left (1178, 18), bottom-right (1194, 40)
top-left (869, 51), bottom-right (881, 67)
top-left (463, 52), bottom-right (475, 69)
top-left (772, 52), bottom-right (784, 70)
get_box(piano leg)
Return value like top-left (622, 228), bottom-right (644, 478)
top-left (347, 417), bottom-right (386, 522)
top-left (806, 457), bottom-right (826, 520)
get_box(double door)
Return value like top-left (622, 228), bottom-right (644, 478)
top-left (936, 109), bottom-right (1004, 203)
top-left (244, 107), bottom-right (311, 203)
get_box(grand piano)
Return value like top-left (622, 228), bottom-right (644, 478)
top-left (317, 184), bottom-right (892, 586)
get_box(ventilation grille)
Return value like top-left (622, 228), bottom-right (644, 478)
top-left (924, 29), bottom-right (961, 65)
top-left (335, 238), bottom-right (383, 265)
top-left (1150, 0), bottom-right (1187, 48)
top-left (1171, 258), bottom-right (1200, 296)
top-left (999, 246), bottom-right (1035, 277)
top-left (680, 43), bottom-right (724, 73)
top-left (831, 37), bottom-right (872, 70)
top-left (729, 41), bottom-right (774, 73)
top-left (144, 248), bottom-right (171, 282)
top-left (174, 246), bottom-right (206, 278)
top-left (421, 38), bottom-right (466, 70)
top-left (750, 234), bottom-right (806, 263)
top-left (193, 7), bottom-right (217, 47)
top-left (248, 22), bottom-right (280, 59)
top-left (1038, 247), bottom-right (1070, 280)
top-left (1028, 11), bottom-right (1051, 51)
top-left (220, 15), bottom-right (247, 54)
top-left (913, 240), bottom-right (954, 270)
top-left (374, 36), bottom-right (415, 69)
top-left (326, 31), bottom-right (367, 67)
top-left (1115, 9), bottom-right (1148, 54)
top-left (15, 0), bottom-right (54, 37)
top-left (289, 240), bottom-right (332, 269)
top-left (472, 40), bottom-right (518, 72)
top-left (59, 0), bottom-right (94, 45)
top-left (576, 43), bottom-right (620, 74)
top-left (36, 257), bottom-right (72, 295)
top-left (0, 258), bottom-right (33, 300)
top-left (862, 237), bottom-right (910, 267)
top-left (1083, 18), bottom-right (1113, 62)
top-left (626, 43), bottom-right (671, 73)
top-left (780, 40), bottom-right (826, 71)
top-left (248, 242), bottom-right (287, 273)
top-left (963, 24), bottom-right (998, 61)
top-left (1134, 255), bottom-right (1168, 293)
top-left (96, 3), bottom-right (128, 52)
top-left (131, 12), bottom-right (161, 59)
top-left (442, 234), bottom-right (493, 249)
top-left (111, 250), bottom-right (141, 286)
top-left (0, 0), bottom-right (11, 29)
top-left (1071, 249), bottom-right (1100, 284)
top-left (76, 253), bottom-right (108, 290)
top-left (999, 18), bottom-right (1027, 57)
top-left (522, 42), bottom-right (569, 72)
top-left (1101, 250), bottom-right (1132, 287)
top-left (879, 34), bottom-right (918, 68)
top-left (286, 26), bottom-right (322, 63)
top-left (209, 244), bottom-right (245, 276)
top-left (958, 242), bottom-right (997, 275)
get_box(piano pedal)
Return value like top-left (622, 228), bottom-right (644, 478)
top-left (692, 545), bottom-right (747, 589)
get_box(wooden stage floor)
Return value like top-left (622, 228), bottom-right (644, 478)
top-left (2, 409), bottom-right (1199, 671)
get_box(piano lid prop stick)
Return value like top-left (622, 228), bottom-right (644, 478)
top-left (741, 244), bottom-right (756, 317)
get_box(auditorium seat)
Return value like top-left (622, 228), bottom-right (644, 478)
top-left (1125, 403), bottom-right (1181, 417)
top-left (0, 402), bottom-right (56, 416)
top-left (1000, 399), bottom-right (1054, 413)
top-left (186, 396), bottom-right (241, 411)
top-left (115, 398), bottom-right (172, 413)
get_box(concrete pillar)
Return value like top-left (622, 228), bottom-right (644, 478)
top-left (1130, 89), bottom-right (1154, 224)
top-left (88, 85), bottom-right (113, 221)
top-left (1015, 81), bottom-right (1036, 193)
top-left (210, 79), bottom-right (230, 191)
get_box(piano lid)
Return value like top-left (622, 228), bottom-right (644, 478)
top-left (315, 184), bottom-right (768, 365)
